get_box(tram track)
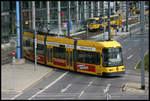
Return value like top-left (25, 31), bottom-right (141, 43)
top-left (73, 17), bottom-right (139, 40)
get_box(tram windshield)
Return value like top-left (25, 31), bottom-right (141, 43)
top-left (88, 19), bottom-right (99, 24)
top-left (102, 48), bottom-right (123, 67)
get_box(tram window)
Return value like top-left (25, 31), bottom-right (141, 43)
top-left (110, 17), bottom-right (114, 21)
top-left (47, 48), bottom-right (50, 62)
top-left (113, 16), bottom-right (119, 21)
top-left (37, 44), bottom-right (45, 55)
top-left (50, 48), bottom-right (52, 62)
top-left (70, 52), bottom-right (72, 66)
top-left (53, 47), bottom-right (66, 59)
top-left (25, 40), bottom-right (30, 47)
top-left (76, 50), bottom-right (100, 65)
top-left (99, 19), bottom-right (103, 23)
top-left (23, 40), bottom-right (33, 53)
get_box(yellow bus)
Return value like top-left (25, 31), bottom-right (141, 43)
top-left (23, 31), bottom-right (125, 76)
top-left (87, 14), bottom-right (122, 31)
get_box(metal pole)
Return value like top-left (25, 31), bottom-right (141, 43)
top-left (76, 1), bottom-right (79, 30)
top-left (114, 1), bottom-right (116, 13)
top-left (108, 1), bottom-right (111, 40)
top-left (126, 1), bottom-right (129, 32)
top-left (76, 1), bottom-right (79, 23)
top-left (47, 1), bottom-right (50, 25)
top-left (91, 1), bottom-right (93, 17)
top-left (97, 1), bottom-right (100, 17)
top-left (58, 1), bottom-right (61, 36)
top-left (100, 1), bottom-right (104, 17)
top-left (32, 1), bottom-right (37, 71)
top-left (140, 1), bottom-right (145, 90)
top-left (16, 1), bottom-right (20, 59)
top-left (84, 1), bottom-right (87, 20)
top-left (103, 2), bottom-right (106, 40)
top-left (40, 1), bottom-right (42, 8)
top-left (68, 1), bottom-right (70, 36)
top-left (20, 1), bottom-right (23, 58)
top-left (28, 2), bottom-right (32, 29)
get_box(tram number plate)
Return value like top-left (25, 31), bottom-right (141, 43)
top-left (80, 66), bottom-right (88, 70)
top-left (78, 65), bottom-right (88, 70)
top-left (36, 56), bottom-right (40, 60)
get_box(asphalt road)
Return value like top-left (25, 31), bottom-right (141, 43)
top-left (118, 28), bottom-right (149, 70)
top-left (3, 28), bottom-right (149, 100)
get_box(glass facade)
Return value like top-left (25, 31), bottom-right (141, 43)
top-left (2, 1), bottom-right (142, 43)
top-left (1, 1), bottom-right (103, 43)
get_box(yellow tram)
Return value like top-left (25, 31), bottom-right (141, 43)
top-left (23, 31), bottom-right (125, 76)
top-left (87, 14), bottom-right (122, 31)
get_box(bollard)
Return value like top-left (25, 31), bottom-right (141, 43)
top-left (12, 49), bottom-right (16, 90)
top-left (12, 50), bottom-right (16, 64)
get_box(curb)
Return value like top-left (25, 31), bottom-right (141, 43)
top-left (70, 31), bottom-right (86, 36)
top-left (121, 83), bottom-right (148, 94)
top-left (21, 69), bottom-right (54, 93)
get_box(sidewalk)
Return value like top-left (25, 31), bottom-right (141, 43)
top-left (1, 59), bottom-right (53, 93)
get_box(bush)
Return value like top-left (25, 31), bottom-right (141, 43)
top-left (136, 52), bottom-right (149, 72)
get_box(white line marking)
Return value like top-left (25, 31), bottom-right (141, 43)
top-left (127, 54), bottom-right (133, 60)
top-left (28, 71), bottom-right (68, 100)
top-left (10, 93), bottom-right (23, 100)
top-left (104, 84), bottom-right (111, 94)
top-left (124, 38), bottom-right (128, 42)
top-left (61, 84), bottom-right (72, 93)
top-left (128, 48), bottom-right (131, 51)
top-left (78, 90), bottom-right (84, 98)
top-left (134, 59), bottom-right (141, 69)
top-left (88, 81), bottom-right (93, 87)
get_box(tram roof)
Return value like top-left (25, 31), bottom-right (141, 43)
top-left (24, 31), bottom-right (121, 49)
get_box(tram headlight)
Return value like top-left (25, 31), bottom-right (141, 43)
top-left (109, 69), bottom-right (113, 71)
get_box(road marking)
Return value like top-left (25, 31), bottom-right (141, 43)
top-left (78, 90), bottom-right (84, 98)
top-left (127, 54), bottom-right (133, 60)
top-left (61, 84), bottom-right (72, 93)
top-left (28, 71), bottom-right (68, 100)
top-left (10, 93), bottom-right (23, 100)
top-left (128, 48), bottom-right (131, 51)
top-left (104, 84), bottom-right (111, 94)
top-left (124, 38), bottom-right (128, 42)
top-left (134, 59), bottom-right (141, 69)
top-left (88, 81), bottom-right (93, 87)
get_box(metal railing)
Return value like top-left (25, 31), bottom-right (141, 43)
top-left (129, 15), bottom-right (149, 36)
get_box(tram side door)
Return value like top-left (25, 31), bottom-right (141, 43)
top-left (46, 46), bottom-right (53, 65)
top-left (66, 48), bottom-right (73, 71)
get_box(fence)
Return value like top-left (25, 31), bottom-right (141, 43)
top-left (129, 14), bottom-right (149, 36)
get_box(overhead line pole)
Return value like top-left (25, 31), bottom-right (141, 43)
top-left (47, 1), bottom-right (50, 27)
top-left (58, 1), bottom-right (61, 36)
top-left (140, 1), bottom-right (145, 90)
top-left (68, 1), bottom-right (70, 36)
top-left (32, 1), bottom-right (37, 71)
top-left (20, 1), bottom-right (23, 58)
top-left (16, 1), bottom-right (21, 59)
top-left (108, 1), bottom-right (111, 40)
top-left (126, 1), bottom-right (129, 32)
